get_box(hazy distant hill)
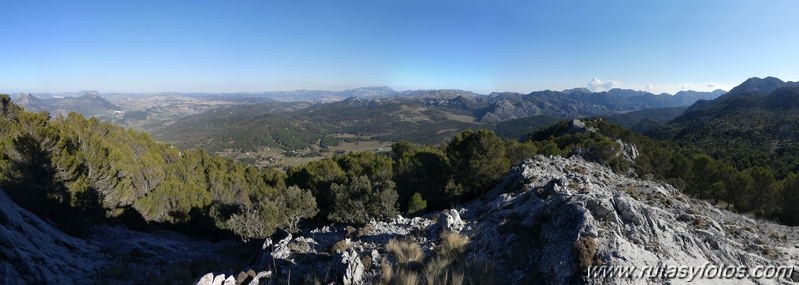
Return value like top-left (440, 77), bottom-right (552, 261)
top-left (288, 102), bottom-right (486, 144)
top-left (607, 88), bottom-right (654, 99)
top-left (12, 91), bottom-right (121, 117)
top-left (602, 106), bottom-right (688, 132)
top-left (183, 86), bottom-right (400, 103)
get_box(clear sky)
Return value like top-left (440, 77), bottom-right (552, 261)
top-left (1, 0), bottom-right (798, 95)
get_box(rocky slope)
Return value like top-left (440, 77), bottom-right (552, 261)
top-left (466, 154), bottom-right (798, 284)
top-left (200, 154), bottom-right (799, 285)
top-left (0, 188), bottom-right (101, 284)
top-left (0, 187), bottom-right (252, 284)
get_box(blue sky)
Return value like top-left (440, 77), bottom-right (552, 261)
top-left (1, 0), bottom-right (798, 95)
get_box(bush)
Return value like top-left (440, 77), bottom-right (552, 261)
top-left (330, 239), bottom-right (349, 254)
top-left (446, 130), bottom-right (510, 197)
top-left (328, 176), bottom-right (398, 225)
top-left (275, 185), bottom-right (318, 233)
top-left (572, 236), bottom-right (596, 273)
top-left (407, 192), bottom-right (427, 216)
top-left (357, 224), bottom-right (374, 238)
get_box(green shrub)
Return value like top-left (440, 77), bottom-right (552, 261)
top-left (407, 192), bottom-right (427, 216)
top-left (328, 176), bottom-right (398, 225)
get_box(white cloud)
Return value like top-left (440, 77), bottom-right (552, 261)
top-left (706, 83), bottom-right (718, 89)
top-left (679, 83), bottom-right (693, 90)
top-left (586, 78), bottom-right (621, 92)
top-left (645, 84), bottom-right (655, 93)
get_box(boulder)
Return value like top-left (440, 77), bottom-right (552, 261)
top-left (438, 209), bottom-right (465, 233)
top-left (566, 119), bottom-right (596, 134)
top-left (335, 248), bottom-right (364, 285)
top-left (615, 139), bottom-right (639, 163)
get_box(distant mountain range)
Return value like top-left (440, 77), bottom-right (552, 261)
top-left (298, 87), bottom-right (724, 123)
top-left (472, 88), bottom-right (724, 122)
top-left (148, 86), bottom-right (726, 152)
top-left (10, 86), bottom-right (725, 125)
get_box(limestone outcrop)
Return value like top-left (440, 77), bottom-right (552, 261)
top-left (230, 155), bottom-right (798, 284)
top-left (462, 155), bottom-right (799, 284)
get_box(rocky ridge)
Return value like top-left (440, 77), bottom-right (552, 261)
top-left (198, 154), bottom-right (799, 284)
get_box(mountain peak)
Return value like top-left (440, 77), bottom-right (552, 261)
top-left (80, 91), bottom-right (102, 99)
top-left (15, 92), bottom-right (39, 102)
top-left (562, 87), bottom-right (592, 94)
top-left (729, 76), bottom-right (789, 96)
top-left (606, 88), bottom-right (652, 99)
top-left (13, 93), bottom-right (44, 111)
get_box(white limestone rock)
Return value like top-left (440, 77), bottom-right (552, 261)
top-left (336, 248), bottom-right (364, 285)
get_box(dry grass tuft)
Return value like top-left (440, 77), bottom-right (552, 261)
top-left (572, 236), bottom-right (596, 273)
top-left (691, 218), bottom-right (708, 229)
top-left (387, 239), bottom-right (425, 266)
top-left (330, 239), bottom-right (349, 254)
top-left (423, 257), bottom-right (451, 285)
top-left (397, 270), bottom-right (419, 285)
top-left (380, 259), bottom-right (394, 285)
top-left (438, 231), bottom-right (469, 261)
top-left (380, 232), bottom-right (495, 285)
top-left (450, 270), bottom-right (464, 285)
top-left (357, 224), bottom-right (374, 238)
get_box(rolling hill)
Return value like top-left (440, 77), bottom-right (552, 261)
top-left (150, 107), bottom-right (325, 153)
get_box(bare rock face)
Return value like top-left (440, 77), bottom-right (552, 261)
top-left (267, 234), bottom-right (293, 260)
top-left (615, 138), bottom-right (639, 163)
top-left (13, 92), bottom-right (45, 112)
top-left (195, 272), bottom-right (241, 285)
top-left (336, 247), bottom-right (364, 285)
